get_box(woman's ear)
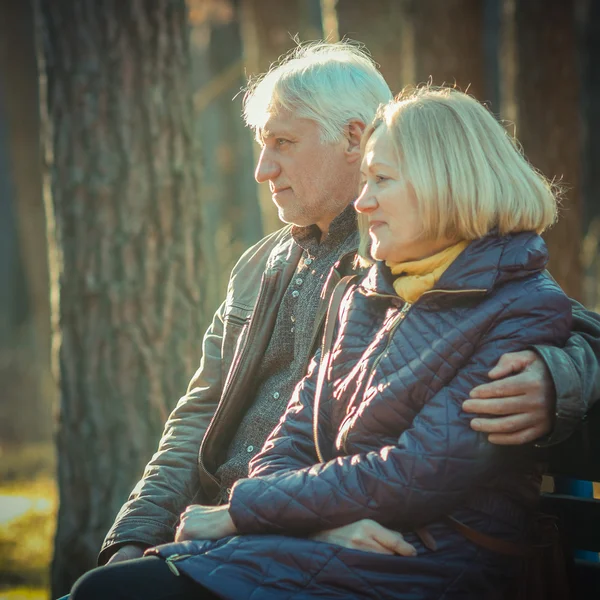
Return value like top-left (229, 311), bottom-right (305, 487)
top-left (345, 120), bottom-right (366, 163)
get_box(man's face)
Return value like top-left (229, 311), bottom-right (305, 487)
top-left (255, 109), bottom-right (353, 231)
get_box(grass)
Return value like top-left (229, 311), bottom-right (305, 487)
top-left (0, 588), bottom-right (48, 600)
top-left (0, 444), bottom-right (57, 600)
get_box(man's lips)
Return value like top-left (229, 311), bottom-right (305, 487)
top-left (272, 187), bottom-right (291, 194)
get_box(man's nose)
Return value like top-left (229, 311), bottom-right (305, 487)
top-left (354, 184), bottom-right (378, 213)
top-left (255, 148), bottom-right (280, 184)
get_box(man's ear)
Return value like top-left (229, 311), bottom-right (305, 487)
top-left (344, 120), bottom-right (366, 163)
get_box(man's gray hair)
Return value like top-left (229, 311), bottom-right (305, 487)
top-left (243, 41), bottom-right (393, 143)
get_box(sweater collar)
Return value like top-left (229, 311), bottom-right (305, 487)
top-left (386, 241), bottom-right (470, 303)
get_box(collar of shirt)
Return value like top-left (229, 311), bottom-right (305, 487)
top-left (291, 204), bottom-right (358, 257)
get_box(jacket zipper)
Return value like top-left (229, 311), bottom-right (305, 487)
top-left (339, 287), bottom-right (487, 453)
top-left (164, 553), bottom-right (192, 576)
top-left (340, 301), bottom-right (412, 453)
top-left (198, 273), bottom-right (276, 493)
top-left (306, 249), bottom-right (361, 364)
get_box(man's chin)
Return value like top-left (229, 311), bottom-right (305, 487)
top-left (277, 208), bottom-right (313, 228)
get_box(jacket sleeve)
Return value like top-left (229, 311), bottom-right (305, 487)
top-left (534, 297), bottom-right (600, 446)
top-left (98, 301), bottom-right (225, 565)
top-left (229, 287), bottom-right (572, 536)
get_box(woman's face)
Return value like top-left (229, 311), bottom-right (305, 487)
top-left (355, 126), bottom-right (455, 263)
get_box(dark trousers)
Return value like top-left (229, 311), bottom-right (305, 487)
top-left (68, 556), bottom-right (220, 600)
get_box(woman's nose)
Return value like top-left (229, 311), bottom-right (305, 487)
top-left (255, 148), bottom-right (280, 183)
top-left (354, 184), bottom-right (378, 213)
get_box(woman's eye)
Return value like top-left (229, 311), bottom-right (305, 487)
top-left (376, 175), bottom-right (389, 184)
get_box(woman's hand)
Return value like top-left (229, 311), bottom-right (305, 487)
top-left (310, 519), bottom-right (417, 556)
top-left (175, 504), bottom-right (237, 542)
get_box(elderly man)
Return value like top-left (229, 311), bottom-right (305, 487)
top-left (99, 42), bottom-right (600, 569)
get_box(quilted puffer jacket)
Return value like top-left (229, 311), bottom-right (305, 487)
top-left (149, 232), bottom-right (572, 599)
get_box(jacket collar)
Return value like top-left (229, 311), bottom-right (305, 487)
top-left (292, 203), bottom-right (358, 256)
top-left (266, 205), bottom-right (359, 272)
top-left (360, 231), bottom-right (549, 302)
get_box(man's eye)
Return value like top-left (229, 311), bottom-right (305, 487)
top-left (276, 138), bottom-right (289, 146)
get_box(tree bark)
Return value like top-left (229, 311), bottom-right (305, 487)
top-left (189, 0), bottom-right (263, 324)
top-left (581, 0), bottom-right (600, 310)
top-left (514, 0), bottom-right (583, 300)
top-left (38, 1), bottom-right (203, 593)
top-left (335, 0), bottom-right (411, 95)
top-left (240, 0), bottom-right (324, 233)
top-left (411, 0), bottom-right (487, 102)
top-left (0, 0), bottom-right (53, 443)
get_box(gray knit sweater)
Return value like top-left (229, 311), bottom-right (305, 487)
top-left (215, 206), bottom-right (359, 500)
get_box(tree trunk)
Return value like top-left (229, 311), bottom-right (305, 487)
top-left (0, 0), bottom-right (53, 443)
top-left (39, 1), bottom-right (203, 594)
top-left (335, 0), bottom-right (411, 95)
top-left (240, 0), bottom-right (324, 233)
top-left (581, 0), bottom-right (600, 310)
top-left (189, 0), bottom-right (263, 324)
top-left (411, 0), bottom-right (487, 102)
top-left (514, 0), bottom-right (583, 300)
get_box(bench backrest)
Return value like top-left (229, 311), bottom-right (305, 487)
top-left (541, 403), bottom-right (600, 598)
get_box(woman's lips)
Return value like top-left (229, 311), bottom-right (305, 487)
top-left (369, 221), bottom-right (386, 233)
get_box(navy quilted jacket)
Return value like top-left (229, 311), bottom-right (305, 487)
top-left (150, 232), bottom-right (572, 599)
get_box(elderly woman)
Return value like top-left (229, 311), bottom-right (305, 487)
top-left (71, 88), bottom-right (571, 599)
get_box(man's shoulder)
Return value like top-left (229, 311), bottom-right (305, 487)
top-left (230, 225), bottom-right (294, 274)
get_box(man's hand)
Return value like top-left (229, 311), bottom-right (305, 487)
top-left (175, 504), bottom-right (237, 542)
top-left (463, 349), bottom-right (555, 445)
top-left (106, 544), bottom-right (145, 564)
top-left (310, 519), bottom-right (417, 556)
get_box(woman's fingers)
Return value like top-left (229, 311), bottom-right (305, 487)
top-left (311, 519), bottom-right (417, 556)
top-left (372, 527), bottom-right (417, 556)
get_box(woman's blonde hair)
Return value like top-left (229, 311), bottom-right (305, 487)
top-left (358, 86), bottom-right (560, 261)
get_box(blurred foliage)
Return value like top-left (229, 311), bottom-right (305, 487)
top-left (0, 444), bottom-right (55, 486)
top-left (0, 589), bottom-right (46, 599)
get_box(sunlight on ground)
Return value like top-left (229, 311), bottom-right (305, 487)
top-left (0, 444), bottom-right (56, 600)
top-left (0, 497), bottom-right (53, 525)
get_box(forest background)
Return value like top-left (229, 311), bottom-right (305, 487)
top-left (0, 0), bottom-right (598, 598)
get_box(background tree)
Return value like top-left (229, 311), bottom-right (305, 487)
top-left (188, 0), bottom-right (263, 324)
top-left (411, 0), bottom-right (486, 101)
top-left (38, 0), bottom-right (203, 594)
top-left (0, 0), bottom-right (53, 444)
top-left (581, 0), bottom-right (600, 310)
top-left (514, 0), bottom-right (583, 300)
top-left (334, 0), bottom-right (412, 95)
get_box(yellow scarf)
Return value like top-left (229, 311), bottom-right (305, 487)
top-left (386, 241), bottom-right (470, 303)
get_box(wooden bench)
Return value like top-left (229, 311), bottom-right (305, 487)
top-left (541, 403), bottom-right (600, 598)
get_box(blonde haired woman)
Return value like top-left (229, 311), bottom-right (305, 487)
top-left (72, 88), bottom-right (572, 599)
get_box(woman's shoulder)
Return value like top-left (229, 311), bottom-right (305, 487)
top-left (486, 270), bottom-right (572, 346)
